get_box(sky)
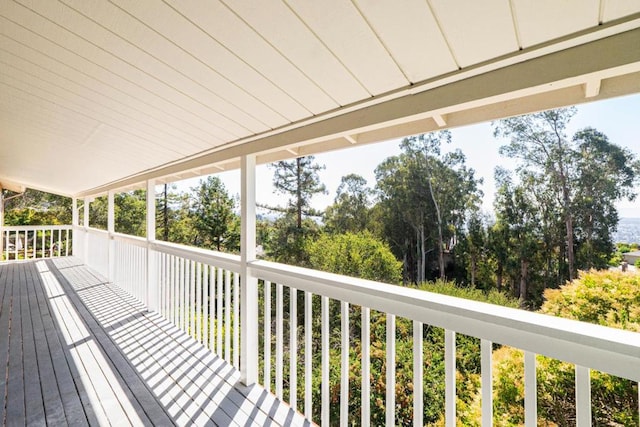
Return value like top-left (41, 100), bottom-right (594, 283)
top-left (177, 93), bottom-right (640, 218)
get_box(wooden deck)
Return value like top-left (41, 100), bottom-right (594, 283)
top-left (0, 257), bottom-right (310, 427)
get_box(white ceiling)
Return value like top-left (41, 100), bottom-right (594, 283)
top-left (0, 0), bottom-right (639, 196)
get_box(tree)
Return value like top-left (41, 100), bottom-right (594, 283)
top-left (3, 189), bottom-right (72, 225)
top-left (324, 174), bottom-right (372, 234)
top-left (493, 170), bottom-right (541, 305)
top-left (267, 156), bottom-right (326, 264)
top-left (495, 108), bottom-right (578, 280)
top-left (270, 156), bottom-right (326, 229)
top-left (572, 128), bottom-right (639, 269)
top-left (190, 176), bottom-right (239, 252)
top-left (460, 213), bottom-right (488, 287)
top-left (375, 132), bottom-right (482, 283)
top-left (494, 109), bottom-right (639, 294)
top-left (89, 190), bottom-right (147, 237)
top-left (306, 231), bottom-right (402, 283)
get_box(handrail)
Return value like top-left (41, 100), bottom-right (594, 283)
top-left (151, 240), bottom-right (241, 273)
top-left (250, 259), bottom-right (640, 382)
top-left (111, 231), bottom-right (147, 247)
top-left (4, 224), bottom-right (72, 231)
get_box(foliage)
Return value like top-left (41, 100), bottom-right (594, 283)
top-left (306, 232), bottom-right (402, 283)
top-left (491, 111), bottom-right (639, 304)
top-left (89, 190), bottom-right (147, 237)
top-left (266, 156), bottom-right (327, 264)
top-left (3, 189), bottom-right (72, 225)
top-left (190, 176), bottom-right (239, 253)
top-left (324, 174), bottom-right (373, 234)
top-left (375, 132), bottom-right (482, 283)
top-left (269, 156), bottom-right (326, 228)
top-left (478, 270), bottom-right (640, 425)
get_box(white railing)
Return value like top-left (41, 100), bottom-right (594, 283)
top-left (251, 260), bottom-right (640, 426)
top-left (86, 227), bottom-right (109, 277)
top-left (112, 232), bottom-right (148, 305)
top-left (152, 241), bottom-right (241, 369)
top-left (1, 225), bottom-right (72, 261)
top-left (75, 231), bottom-right (640, 426)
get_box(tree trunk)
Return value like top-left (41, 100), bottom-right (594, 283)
top-left (496, 263), bottom-right (503, 291)
top-left (470, 256), bottom-right (476, 287)
top-left (420, 225), bottom-right (426, 284)
top-left (519, 258), bottom-right (529, 305)
top-left (425, 173), bottom-right (445, 279)
top-left (296, 158), bottom-right (302, 229)
top-left (565, 214), bottom-right (575, 281)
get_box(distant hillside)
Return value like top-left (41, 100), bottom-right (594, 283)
top-left (613, 217), bottom-right (640, 243)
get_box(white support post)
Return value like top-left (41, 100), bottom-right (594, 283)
top-left (0, 188), bottom-right (4, 259)
top-left (72, 198), bottom-right (78, 258)
top-left (108, 190), bottom-right (115, 283)
top-left (83, 197), bottom-right (90, 264)
top-left (240, 154), bottom-right (258, 385)
top-left (146, 180), bottom-right (157, 312)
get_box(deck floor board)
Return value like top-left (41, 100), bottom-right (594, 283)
top-left (0, 258), bottom-right (311, 427)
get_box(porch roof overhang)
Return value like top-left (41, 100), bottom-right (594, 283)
top-left (1, 1), bottom-right (639, 198)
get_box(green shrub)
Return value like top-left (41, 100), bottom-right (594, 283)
top-left (475, 270), bottom-right (640, 425)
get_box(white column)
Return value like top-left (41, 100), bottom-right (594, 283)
top-left (108, 190), bottom-right (115, 283)
top-left (83, 196), bottom-right (90, 263)
top-left (72, 198), bottom-right (78, 259)
top-left (240, 154), bottom-right (258, 385)
top-left (0, 188), bottom-right (4, 258)
top-left (146, 180), bottom-right (158, 312)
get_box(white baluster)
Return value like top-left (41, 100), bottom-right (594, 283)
top-left (524, 351), bottom-right (537, 427)
top-left (264, 281), bottom-right (271, 391)
top-left (481, 339), bottom-right (493, 426)
top-left (290, 287), bottom-right (297, 410)
top-left (321, 296), bottom-right (329, 427)
top-left (445, 330), bottom-right (456, 427)
top-left (304, 291), bottom-right (312, 419)
top-left (386, 314), bottom-right (396, 427)
top-left (362, 307), bottom-right (370, 427)
top-left (413, 320), bottom-right (423, 427)
top-left (275, 282), bottom-right (284, 400)
top-left (575, 365), bottom-right (591, 426)
top-left (340, 301), bottom-right (349, 427)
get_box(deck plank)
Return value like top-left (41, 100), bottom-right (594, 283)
top-left (0, 258), bottom-right (312, 427)
top-left (23, 260), bottom-right (68, 426)
top-left (31, 261), bottom-right (93, 426)
top-left (21, 261), bottom-right (47, 426)
top-left (0, 263), bottom-right (11, 425)
top-left (6, 263), bottom-right (27, 424)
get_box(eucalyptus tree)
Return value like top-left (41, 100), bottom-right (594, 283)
top-left (324, 173), bottom-right (372, 234)
top-left (376, 131), bottom-right (482, 282)
top-left (493, 169), bottom-right (541, 304)
top-left (495, 108), bottom-right (578, 280)
top-left (494, 108), bottom-right (639, 282)
top-left (572, 127), bottom-right (639, 268)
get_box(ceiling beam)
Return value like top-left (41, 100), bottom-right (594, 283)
top-left (76, 27), bottom-right (640, 198)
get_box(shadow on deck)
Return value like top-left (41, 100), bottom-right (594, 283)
top-left (0, 257), bottom-right (310, 426)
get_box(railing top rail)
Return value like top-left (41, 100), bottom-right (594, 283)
top-left (151, 240), bottom-right (241, 272)
top-left (111, 231), bottom-right (147, 246)
top-left (84, 226), bottom-right (109, 236)
top-left (3, 225), bottom-right (72, 231)
top-left (250, 259), bottom-right (640, 382)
